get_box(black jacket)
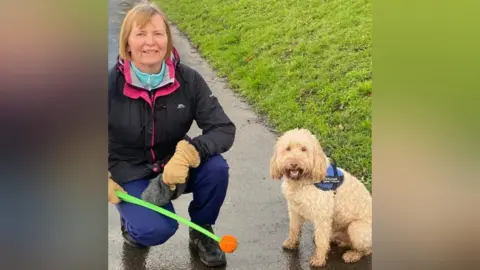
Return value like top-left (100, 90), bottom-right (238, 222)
top-left (108, 48), bottom-right (236, 184)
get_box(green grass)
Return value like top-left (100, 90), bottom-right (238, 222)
top-left (155, 0), bottom-right (372, 190)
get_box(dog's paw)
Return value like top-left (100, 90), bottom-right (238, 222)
top-left (342, 250), bottom-right (362, 263)
top-left (282, 238), bottom-right (299, 250)
top-left (310, 255), bottom-right (327, 267)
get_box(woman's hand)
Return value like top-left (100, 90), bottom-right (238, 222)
top-left (163, 140), bottom-right (200, 187)
top-left (108, 174), bottom-right (126, 204)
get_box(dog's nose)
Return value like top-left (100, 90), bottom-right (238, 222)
top-left (291, 163), bottom-right (298, 169)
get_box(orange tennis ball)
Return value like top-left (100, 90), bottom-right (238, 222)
top-left (219, 235), bottom-right (238, 253)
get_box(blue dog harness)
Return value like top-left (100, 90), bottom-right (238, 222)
top-left (314, 157), bottom-right (344, 193)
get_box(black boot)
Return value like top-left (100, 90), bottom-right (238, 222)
top-left (189, 225), bottom-right (227, 267)
top-left (121, 221), bottom-right (147, 249)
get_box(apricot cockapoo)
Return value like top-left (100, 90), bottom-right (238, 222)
top-left (270, 128), bottom-right (372, 267)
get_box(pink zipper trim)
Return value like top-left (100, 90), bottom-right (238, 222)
top-left (150, 93), bottom-right (156, 162)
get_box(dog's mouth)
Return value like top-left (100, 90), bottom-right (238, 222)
top-left (286, 169), bottom-right (303, 179)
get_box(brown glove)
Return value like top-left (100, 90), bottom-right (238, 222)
top-left (108, 172), bottom-right (126, 204)
top-left (163, 140), bottom-right (200, 188)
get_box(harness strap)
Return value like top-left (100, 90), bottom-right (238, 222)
top-left (313, 157), bottom-right (344, 193)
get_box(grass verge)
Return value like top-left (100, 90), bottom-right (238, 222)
top-left (155, 0), bottom-right (372, 191)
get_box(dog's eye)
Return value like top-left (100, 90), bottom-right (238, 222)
top-left (286, 147), bottom-right (291, 151)
top-left (301, 147), bottom-right (307, 152)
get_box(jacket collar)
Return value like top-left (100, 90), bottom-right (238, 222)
top-left (116, 47), bottom-right (182, 107)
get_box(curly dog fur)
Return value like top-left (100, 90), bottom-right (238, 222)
top-left (270, 128), bottom-right (372, 267)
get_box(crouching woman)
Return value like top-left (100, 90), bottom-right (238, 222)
top-left (107, 2), bottom-right (236, 268)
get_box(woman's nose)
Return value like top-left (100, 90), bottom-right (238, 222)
top-left (145, 34), bottom-right (154, 44)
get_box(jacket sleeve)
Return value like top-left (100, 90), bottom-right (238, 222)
top-left (187, 70), bottom-right (236, 161)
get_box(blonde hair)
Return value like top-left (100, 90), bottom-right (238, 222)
top-left (118, 2), bottom-right (173, 61)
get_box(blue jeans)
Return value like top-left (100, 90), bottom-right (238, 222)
top-left (115, 155), bottom-right (229, 247)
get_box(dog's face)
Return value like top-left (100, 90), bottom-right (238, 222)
top-left (270, 128), bottom-right (328, 182)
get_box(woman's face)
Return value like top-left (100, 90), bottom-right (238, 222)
top-left (127, 14), bottom-right (168, 71)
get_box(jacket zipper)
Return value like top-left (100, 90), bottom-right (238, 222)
top-left (124, 81), bottom-right (157, 163)
top-left (150, 91), bottom-right (156, 163)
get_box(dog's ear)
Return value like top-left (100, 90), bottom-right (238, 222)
top-left (269, 146), bottom-right (282, 180)
top-left (310, 138), bottom-right (327, 180)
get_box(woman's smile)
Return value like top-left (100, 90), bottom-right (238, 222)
top-left (142, 50), bottom-right (159, 54)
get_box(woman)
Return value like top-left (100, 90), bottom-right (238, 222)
top-left (107, 3), bottom-right (235, 267)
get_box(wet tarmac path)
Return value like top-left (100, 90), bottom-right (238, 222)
top-left (108, 0), bottom-right (372, 269)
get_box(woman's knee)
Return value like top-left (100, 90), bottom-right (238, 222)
top-left (129, 219), bottom-right (179, 246)
top-left (204, 155), bottom-right (229, 182)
